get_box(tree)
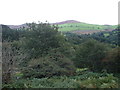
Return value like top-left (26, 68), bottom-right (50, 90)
top-left (102, 47), bottom-right (120, 73)
top-left (20, 22), bottom-right (60, 58)
top-left (74, 39), bottom-right (109, 72)
top-left (19, 22), bottom-right (76, 78)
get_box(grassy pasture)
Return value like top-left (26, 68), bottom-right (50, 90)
top-left (57, 22), bottom-right (117, 32)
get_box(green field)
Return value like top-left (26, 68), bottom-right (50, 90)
top-left (57, 22), bottom-right (117, 32)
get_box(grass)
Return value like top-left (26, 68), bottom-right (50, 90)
top-left (104, 33), bottom-right (110, 37)
top-left (57, 22), bottom-right (117, 32)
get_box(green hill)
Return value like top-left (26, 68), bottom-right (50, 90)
top-left (7, 20), bottom-right (117, 34)
top-left (56, 21), bottom-right (117, 32)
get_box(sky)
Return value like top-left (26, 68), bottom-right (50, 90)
top-left (0, 0), bottom-right (119, 25)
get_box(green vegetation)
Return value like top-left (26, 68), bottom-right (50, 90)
top-left (104, 33), bottom-right (110, 37)
top-left (3, 71), bottom-right (119, 88)
top-left (57, 22), bottom-right (117, 32)
top-left (73, 39), bottom-right (109, 72)
top-left (65, 29), bottom-right (119, 46)
top-left (2, 22), bottom-right (120, 88)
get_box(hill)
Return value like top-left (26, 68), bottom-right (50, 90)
top-left (7, 24), bottom-right (27, 29)
top-left (56, 20), bottom-right (117, 33)
top-left (6, 20), bottom-right (117, 34)
top-left (53, 20), bottom-right (81, 24)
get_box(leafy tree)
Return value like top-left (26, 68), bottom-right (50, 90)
top-left (74, 39), bottom-right (109, 72)
top-left (102, 47), bottom-right (120, 73)
top-left (19, 22), bottom-right (60, 58)
top-left (18, 22), bottom-right (76, 78)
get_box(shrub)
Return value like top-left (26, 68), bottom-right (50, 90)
top-left (3, 73), bottom-right (119, 88)
top-left (74, 39), bottom-right (109, 72)
top-left (22, 50), bottom-right (76, 78)
top-left (102, 47), bottom-right (120, 73)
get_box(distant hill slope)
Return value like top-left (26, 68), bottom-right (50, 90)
top-left (6, 20), bottom-right (117, 34)
top-left (7, 24), bottom-right (27, 29)
top-left (53, 20), bottom-right (81, 24)
top-left (56, 21), bottom-right (117, 32)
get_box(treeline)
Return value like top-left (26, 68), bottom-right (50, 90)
top-left (65, 29), bottom-right (120, 46)
top-left (2, 23), bottom-right (120, 85)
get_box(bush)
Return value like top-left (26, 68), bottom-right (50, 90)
top-left (102, 47), bottom-right (120, 73)
top-left (3, 72), bottom-right (119, 88)
top-left (74, 39), bottom-right (109, 72)
top-left (22, 50), bottom-right (76, 78)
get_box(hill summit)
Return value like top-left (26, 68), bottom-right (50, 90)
top-left (53, 20), bottom-right (81, 25)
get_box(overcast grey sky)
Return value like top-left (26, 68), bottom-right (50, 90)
top-left (0, 0), bottom-right (119, 25)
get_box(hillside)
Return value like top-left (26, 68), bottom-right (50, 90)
top-left (8, 24), bottom-right (27, 29)
top-left (7, 20), bottom-right (117, 34)
top-left (2, 23), bottom-right (120, 88)
top-left (56, 20), bottom-right (117, 33)
top-left (53, 20), bottom-right (81, 24)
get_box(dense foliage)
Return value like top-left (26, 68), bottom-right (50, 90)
top-left (19, 23), bottom-right (60, 58)
top-left (3, 71), bottom-right (119, 88)
top-left (65, 29), bottom-right (119, 46)
top-left (103, 47), bottom-right (120, 73)
top-left (2, 23), bottom-right (120, 88)
top-left (2, 25), bottom-right (20, 41)
top-left (73, 39), bottom-right (109, 72)
top-left (22, 50), bottom-right (76, 78)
